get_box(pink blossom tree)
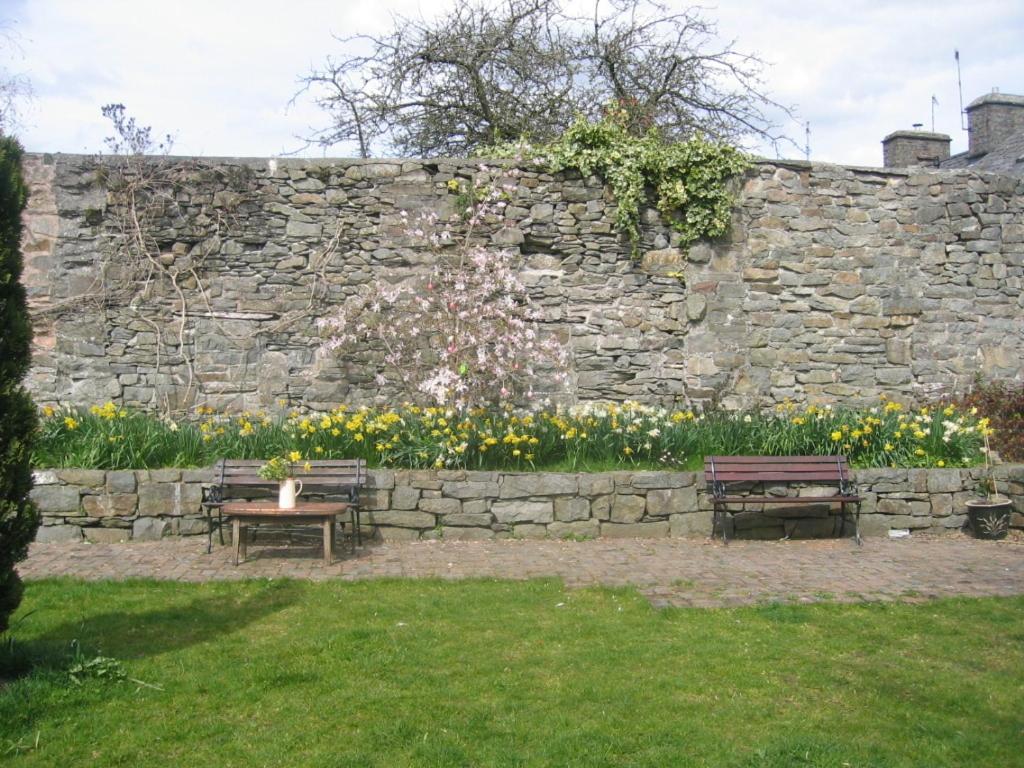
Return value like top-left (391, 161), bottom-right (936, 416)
top-left (318, 172), bottom-right (570, 411)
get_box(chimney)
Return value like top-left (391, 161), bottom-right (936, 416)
top-left (966, 92), bottom-right (1024, 158)
top-left (882, 130), bottom-right (951, 168)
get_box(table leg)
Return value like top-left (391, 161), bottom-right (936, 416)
top-left (232, 518), bottom-right (241, 565)
top-left (323, 517), bottom-right (333, 566)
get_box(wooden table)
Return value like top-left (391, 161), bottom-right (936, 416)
top-left (222, 501), bottom-right (349, 565)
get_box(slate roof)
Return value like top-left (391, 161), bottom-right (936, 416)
top-left (941, 132), bottom-right (1024, 175)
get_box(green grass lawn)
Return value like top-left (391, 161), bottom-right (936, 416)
top-left (2, 579), bottom-right (1022, 767)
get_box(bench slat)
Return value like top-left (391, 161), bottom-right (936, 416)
top-left (709, 471), bottom-right (847, 482)
top-left (705, 455), bottom-right (847, 465)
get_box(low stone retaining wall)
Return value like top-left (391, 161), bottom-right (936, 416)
top-left (31, 465), bottom-right (1024, 543)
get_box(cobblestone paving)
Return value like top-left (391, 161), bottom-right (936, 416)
top-left (19, 535), bottom-right (1024, 608)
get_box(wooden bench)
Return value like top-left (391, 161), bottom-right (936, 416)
top-left (202, 459), bottom-right (368, 556)
top-left (704, 455), bottom-right (862, 544)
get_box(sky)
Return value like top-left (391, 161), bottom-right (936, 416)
top-left (1, 0), bottom-right (1022, 167)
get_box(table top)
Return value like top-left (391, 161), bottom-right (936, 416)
top-left (223, 501), bottom-right (349, 518)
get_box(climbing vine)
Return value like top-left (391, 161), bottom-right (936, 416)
top-left (489, 106), bottom-right (750, 257)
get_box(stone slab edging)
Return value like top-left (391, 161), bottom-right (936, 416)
top-left (30, 465), bottom-right (1024, 543)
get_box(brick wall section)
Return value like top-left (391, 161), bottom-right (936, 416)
top-left (20, 153), bottom-right (1024, 412)
top-left (31, 465), bottom-right (1024, 543)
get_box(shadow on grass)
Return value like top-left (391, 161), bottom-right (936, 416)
top-left (22, 578), bottom-right (305, 666)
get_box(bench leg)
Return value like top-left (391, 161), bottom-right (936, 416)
top-left (714, 505), bottom-right (730, 545)
top-left (854, 502), bottom-right (862, 546)
top-left (232, 518), bottom-right (242, 565)
top-left (323, 517), bottom-right (333, 566)
top-left (206, 508), bottom-right (213, 555)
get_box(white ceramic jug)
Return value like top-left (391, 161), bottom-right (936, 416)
top-left (278, 477), bottom-right (303, 509)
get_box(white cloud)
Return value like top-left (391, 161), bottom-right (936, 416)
top-left (7, 0), bottom-right (1024, 166)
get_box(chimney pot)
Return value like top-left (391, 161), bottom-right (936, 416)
top-left (966, 92), bottom-right (1024, 158)
top-left (882, 130), bottom-right (951, 168)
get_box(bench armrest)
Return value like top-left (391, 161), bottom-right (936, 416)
top-left (202, 484), bottom-right (224, 507)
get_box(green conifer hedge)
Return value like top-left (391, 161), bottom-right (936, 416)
top-left (0, 136), bottom-right (38, 634)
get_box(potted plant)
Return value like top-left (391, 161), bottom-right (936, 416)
top-left (258, 452), bottom-right (308, 509)
top-left (965, 434), bottom-right (1012, 540)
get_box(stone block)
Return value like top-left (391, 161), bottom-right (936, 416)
top-left (876, 498), bottom-right (911, 515)
top-left (82, 493), bottom-right (138, 518)
top-left (138, 483), bottom-right (179, 516)
top-left (669, 512), bottom-right (712, 537)
top-left (30, 485), bottom-right (81, 514)
top-left (418, 497), bottom-right (461, 515)
top-left (633, 472), bottom-right (697, 489)
top-left (491, 501), bottom-right (554, 524)
top-left (554, 497), bottom-right (590, 522)
top-left (930, 494), bottom-right (953, 517)
top-left (106, 470), bottom-right (137, 494)
top-left (55, 469), bottom-right (106, 487)
top-left (512, 524), bottom-right (548, 539)
top-left (909, 500), bottom-right (931, 517)
top-left (35, 524), bottom-right (83, 542)
top-left (591, 495), bottom-right (612, 520)
top-left (176, 517), bottom-right (209, 536)
top-left (180, 483), bottom-right (204, 509)
top-left (359, 489), bottom-right (390, 510)
top-left (364, 510), bottom-right (435, 529)
top-left (461, 499), bottom-right (490, 515)
top-left (579, 474), bottom-right (614, 497)
top-left (442, 480), bottom-right (500, 499)
top-left (926, 470), bottom-right (964, 494)
top-left (132, 517), bottom-right (169, 541)
top-left (646, 487), bottom-right (698, 517)
top-left (548, 520), bottom-right (601, 539)
top-left (500, 473), bottom-right (577, 498)
top-left (398, 470), bottom-right (443, 490)
top-left (390, 486), bottom-right (421, 510)
top-left (182, 468), bottom-right (213, 483)
top-left (600, 521), bottom-right (670, 538)
top-left (609, 494), bottom-right (646, 523)
top-left (83, 527), bottom-right (129, 543)
top-left (444, 513), bottom-right (493, 527)
top-left (367, 469), bottom-right (395, 490)
top-left (32, 470), bottom-right (59, 485)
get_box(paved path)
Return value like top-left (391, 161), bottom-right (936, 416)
top-left (20, 535), bottom-right (1024, 608)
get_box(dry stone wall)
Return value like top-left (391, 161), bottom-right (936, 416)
top-left (21, 152), bottom-right (1024, 412)
top-left (31, 465), bottom-right (1024, 543)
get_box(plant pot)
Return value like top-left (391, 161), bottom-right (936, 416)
top-left (965, 499), bottom-right (1013, 540)
top-left (278, 478), bottom-right (303, 509)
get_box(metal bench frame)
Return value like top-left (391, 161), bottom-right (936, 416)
top-left (705, 455), bottom-right (862, 545)
top-left (202, 458), bottom-right (367, 554)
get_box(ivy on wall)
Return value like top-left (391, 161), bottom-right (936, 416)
top-left (489, 107), bottom-right (750, 257)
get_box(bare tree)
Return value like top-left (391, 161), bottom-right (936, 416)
top-left (0, 23), bottom-right (32, 135)
top-left (296, 0), bottom-right (791, 157)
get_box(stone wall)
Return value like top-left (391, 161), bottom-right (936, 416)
top-left (31, 465), bottom-right (1024, 543)
top-left (20, 152), bottom-right (1024, 412)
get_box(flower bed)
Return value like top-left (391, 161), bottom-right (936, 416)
top-left (34, 399), bottom-right (993, 472)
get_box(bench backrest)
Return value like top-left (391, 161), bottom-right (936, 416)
top-left (704, 455), bottom-right (851, 486)
top-left (212, 458), bottom-right (368, 502)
